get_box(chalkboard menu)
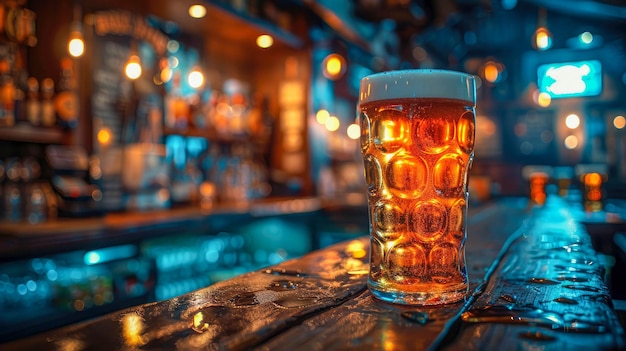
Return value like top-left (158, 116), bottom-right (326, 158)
top-left (88, 11), bottom-right (168, 211)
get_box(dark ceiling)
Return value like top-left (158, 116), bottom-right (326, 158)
top-left (352, 0), bottom-right (626, 68)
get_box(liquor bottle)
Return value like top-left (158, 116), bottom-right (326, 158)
top-left (54, 57), bottom-right (78, 129)
top-left (25, 77), bottom-right (40, 125)
top-left (3, 158), bottom-right (22, 221)
top-left (0, 59), bottom-right (15, 127)
top-left (165, 71), bottom-right (189, 130)
top-left (40, 78), bottom-right (55, 127)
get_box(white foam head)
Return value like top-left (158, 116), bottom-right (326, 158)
top-left (359, 69), bottom-right (476, 106)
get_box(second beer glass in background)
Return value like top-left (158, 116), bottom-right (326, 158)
top-left (358, 69), bottom-right (476, 305)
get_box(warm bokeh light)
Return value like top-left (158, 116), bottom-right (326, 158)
top-left (316, 109), bottom-right (329, 125)
top-left (565, 114), bottom-right (580, 129)
top-left (68, 34), bottom-right (85, 57)
top-left (326, 57), bottom-right (342, 76)
top-left (579, 31), bottom-right (593, 45)
top-left (347, 123), bottom-right (360, 140)
top-left (322, 53), bottom-right (346, 80)
top-left (97, 128), bottom-right (112, 145)
top-left (585, 172), bottom-right (602, 187)
top-left (534, 27), bottom-right (552, 50)
top-left (125, 55), bottom-right (142, 80)
top-left (256, 34), bottom-right (274, 49)
top-left (188, 69), bottom-right (204, 89)
top-left (476, 115), bottom-right (496, 137)
top-left (483, 61), bottom-right (499, 83)
top-left (346, 240), bottom-right (367, 259)
top-left (564, 135), bottom-right (579, 149)
top-left (325, 116), bottom-right (340, 132)
top-left (537, 92), bottom-right (551, 107)
top-left (157, 188), bottom-right (170, 202)
top-left (160, 67), bottom-right (173, 83)
top-left (169, 56), bottom-right (179, 68)
top-left (188, 4), bottom-right (207, 18)
top-left (613, 115), bottom-right (625, 129)
top-left (167, 40), bottom-right (180, 54)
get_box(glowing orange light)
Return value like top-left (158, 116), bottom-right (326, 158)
top-left (588, 189), bottom-right (602, 201)
top-left (325, 116), bottom-right (340, 131)
top-left (537, 92), bottom-right (551, 107)
top-left (68, 34), bottom-right (85, 57)
top-left (125, 55), bottom-right (141, 80)
top-left (585, 172), bottom-right (602, 187)
top-left (322, 54), bottom-right (346, 80)
top-left (256, 35), bottom-right (274, 49)
top-left (188, 5), bottom-right (206, 18)
top-left (122, 313), bottom-right (146, 347)
top-left (316, 109), bottom-right (329, 125)
top-left (97, 128), bottom-right (111, 145)
top-left (484, 62), bottom-right (499, 83)
top-left (534, 27), bottom-right (552, 50)
top-left (529, 172), bottom-right (549, 206)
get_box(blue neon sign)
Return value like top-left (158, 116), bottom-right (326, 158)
top-left (537, 60), bottom-right (602, 98)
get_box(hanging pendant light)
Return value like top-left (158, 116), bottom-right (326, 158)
top-left (532, 8), bottom-right (552, 51)
top-left (125, 42), bottom-right (142, 80)
top-left (67, 4), bottom-right (84, 57)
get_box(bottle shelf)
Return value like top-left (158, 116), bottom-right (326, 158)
top-left (0, 123), bottom-right (65, 144)
top-left (207, 1), bottom-right (304, 50)
top-left (163, 126), bottom-right (257, 144)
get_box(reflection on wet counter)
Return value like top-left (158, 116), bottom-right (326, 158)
top-left (4, 196), bottom-right (622, 350)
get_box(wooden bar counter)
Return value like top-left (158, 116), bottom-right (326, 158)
top-left (2, 196), bottom-right (624, 350)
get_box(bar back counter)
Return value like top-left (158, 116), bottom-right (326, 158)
top-left (2, 196), bottom-right (625, 350)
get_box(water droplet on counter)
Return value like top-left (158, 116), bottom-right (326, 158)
top-left (563, 285), bottom-right (601, 293)
top-left (273, 296), bottom-right (318, 308)
top-left (264, 268), bottom-right (310, 277)
top-left (347, 269), bottom-right (369, 275)
top-left (461, 306), bottom-right (607, 333)
top-left (401, 311), bottom-right (429, 325)
top-left (554, 265), bottom-right (596, 274)
top-left (268, 280), bottom-right (298, 291)
top-left (192, 311), bottom-right (210, 333)
top-left (526, 278), bottom-right (560, 285)
top-left (230, 292), bottom-right (259, 306)
top-left (569, 258), bottom-right (594, 265)
top-left (518, 330), bottom-right (556, 341)
top-left (556, 277), bottom-right (589, 283)
top-left (499, 294), bottom-right (517, 303)
top-left (553, 297), bottom-right (578, 305)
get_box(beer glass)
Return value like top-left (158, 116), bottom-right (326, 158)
top-left (358, 69), bottom-right (476, 305)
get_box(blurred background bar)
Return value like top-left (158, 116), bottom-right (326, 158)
top-left (0, 0), bottom-right (625, 341)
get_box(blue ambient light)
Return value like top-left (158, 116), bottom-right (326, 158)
top-left (84, 244), bottom-right (137, 265)
top-left (537, 60), bottom-right (602, 98)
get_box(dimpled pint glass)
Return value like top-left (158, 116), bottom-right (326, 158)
top-left (358, 69), bottom-right (476, 305)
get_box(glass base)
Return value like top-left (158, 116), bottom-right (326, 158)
top-left (368, 281), bottom-right (468, 306)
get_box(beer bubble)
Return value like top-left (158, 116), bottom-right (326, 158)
top-left (448, 199), bottom-right (466, 233)
top-left (411, 200), bottom-right (447, 242)
top-left (388, 243), bottom-right (427, 283)
top-left (433, 155), bottom-right (465, 196)
top-left (373, 200), bottom-right (406, 240)
top-left (457, 110), bottom-right (475, 154)
top-left (413, 115), bottom-right (455, 154)
top-left (370, 237), bottom-right (385, 279)
top-left (360, 111), bottom-right (371, 152)
top-left (386, 153), bottom-right (427, 199)
top-left (372, 107), bottom-right (409, 153)
top-left (364, 154), bottom-right (382, 196)
top-left (429, 242), bottom-right (460, 279)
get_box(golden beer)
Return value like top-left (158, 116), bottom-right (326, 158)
top-left (359, 70), bottom-right (475, 305)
